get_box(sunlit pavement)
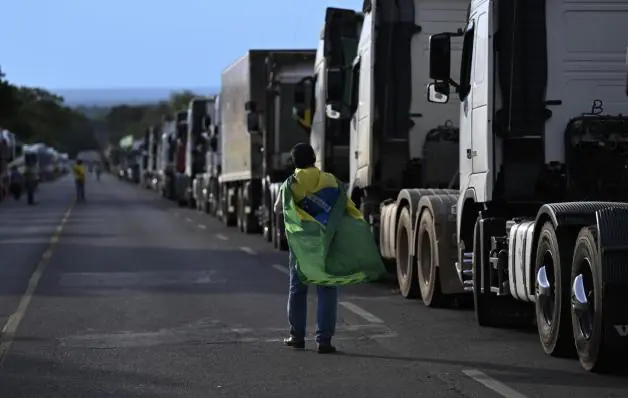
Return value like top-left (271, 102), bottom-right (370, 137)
top-left (0, 173), bottom-right (626, 397)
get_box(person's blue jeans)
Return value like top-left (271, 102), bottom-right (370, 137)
top-left (287, 250), bottom-right (338, 344)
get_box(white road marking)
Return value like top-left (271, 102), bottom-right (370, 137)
top-left (185, 217), bottom-right (192, 222)
top-left (215, 234), bottom-right (229, 241)
top-left (339, 301), bottom-right (384, 324)
top-left (240, 246), bottom-right (256, 255)
top-left (462, 369), bottom-right (528, 398)
top-left (197, 224), bottom-right (206, 229)
top-left (272, 264), bottom-right (289, 275)
top-left (0, 204), bottom-right (73, 364)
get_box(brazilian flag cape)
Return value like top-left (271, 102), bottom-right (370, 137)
top-left (281, 174), bottom-right (386, 286)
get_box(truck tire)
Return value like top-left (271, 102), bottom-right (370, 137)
top-left (221, 188), bottom-right (236, 227)
top-left (236, 189), bottom-right (244, 232)
top-left (263, 191), bottom-right (273, 242)
top-left (535, 221), bottom-right (574, 357)
top-left (396, 206), bottom-right (419, 298)
top-left (274, 213), bottom-right (288, 251)
top-left (242, 202), bottom-right (253, 234)
top-left (203, 198), bottom-right (209, 214)
top-left (570, 226), bottom-right (613, 373)
top-left (416, 209), bottom-right (445, 307)
top-left (264, 211), bottom-right (273, 242)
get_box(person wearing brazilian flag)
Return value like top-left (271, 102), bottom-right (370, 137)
top-left (274, 143), bottom-right (386, 354)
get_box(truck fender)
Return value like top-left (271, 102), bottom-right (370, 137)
top-left (414, 193), bottom-right (463, 295)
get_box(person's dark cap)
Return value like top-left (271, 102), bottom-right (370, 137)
top-left (291, 143), bottom-right (316, 169)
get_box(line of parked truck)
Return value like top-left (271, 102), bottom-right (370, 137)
top-left (0, 129), bottom-right (70, 199)
top-left (112, 0), bottom-right (628, 374)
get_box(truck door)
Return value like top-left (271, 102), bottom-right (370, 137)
top-left (469, 4), bottom-right (492, 176)
top-left (457, 18), bottom-right (476, 189)
top-left (353, 10), bottom-right (374, 188)
top-left (319, 6), bottom-right (364, 182)
top-left (323, 6), bottom-right (363, 115)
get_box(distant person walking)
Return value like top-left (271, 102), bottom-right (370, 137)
top-left (73, 159), bottom-right (86, 202)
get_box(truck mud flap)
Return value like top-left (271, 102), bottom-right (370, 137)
top-left (595, 207), bottom-right (628, 347)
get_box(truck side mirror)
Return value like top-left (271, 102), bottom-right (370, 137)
top-left (326, 68), bottom-right (343, 102)
top-left (247, 112), bottom-right (260, 134)
top-left (429, 33), bottom-right (452, 81)
top-left (426, 82), bottom-right (449, 104)
top-left (203, 115), bottom-right (212, 130)
top-left (208, 135), bottom-right (218, 152)
top-left (325, 104), bottom-right (341, 119)
top-left (245, 101), bottom-right (257, 112)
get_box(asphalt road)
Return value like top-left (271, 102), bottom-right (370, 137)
top-left (0, 174), bottom-right (627, 398)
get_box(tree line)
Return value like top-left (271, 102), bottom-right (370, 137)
top-left (0, 66), bottom-right (99, 158)
top-left (0, 65), bottom-right (203, 157)
top-left (101, 90), bottom-right (198, 146)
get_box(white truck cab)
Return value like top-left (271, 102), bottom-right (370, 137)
top-left (294, 7), bottom-right (362, 183)
top-left (348, 0), bottom-right (467, 196)
top-left (428, 0), bottom-right (628, 373)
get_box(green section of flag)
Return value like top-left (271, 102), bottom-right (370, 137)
top-left (281, 177), bottom-right (387, 286)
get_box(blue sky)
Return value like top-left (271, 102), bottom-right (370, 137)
top-left (1, 0), bottom-right (361, 90)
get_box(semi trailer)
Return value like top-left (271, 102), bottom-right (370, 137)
top-left (425, 0), bottom-right (628, 372)
top-left (219, 49), bottom-right (315, 249)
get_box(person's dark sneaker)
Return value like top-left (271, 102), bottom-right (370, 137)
top-left (316, 342), bottom-right (337, 354)
top-left (283, 336), bottom-right (305, 350)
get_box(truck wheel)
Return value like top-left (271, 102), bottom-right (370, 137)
top-left (396, 207), bottom-right (419, 298)
top-left (535, 222), bottom-right (574, 357)
top-left (571, 226), bottom-right (613, 373)
top-left (263, 213), bottom-right (273, 242)
top-left (274, 213), bottom-right (288, 251)
top-left (416, 209), bottom-right (445, 307)
top-left (203, 199), bottom-right (209, 214)
top-left (236, 189), bottom-right (244, 232)
top-left (208, 196), bottom-right (215, 216)
top-left (242, 205), bottom-right (252, 234)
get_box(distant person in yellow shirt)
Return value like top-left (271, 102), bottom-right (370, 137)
top-left (73, 159), bottom-right (86, 202)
